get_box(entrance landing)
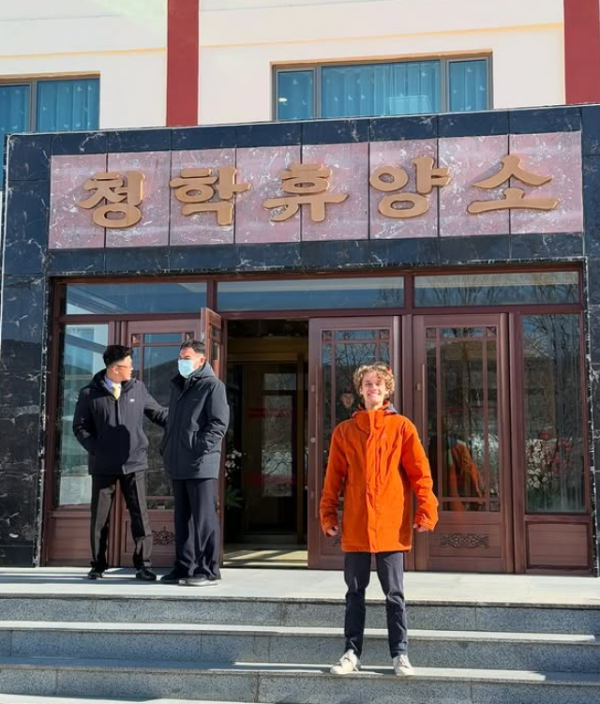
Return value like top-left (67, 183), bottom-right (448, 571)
top-left (0, 568), bottom-right (597, 606)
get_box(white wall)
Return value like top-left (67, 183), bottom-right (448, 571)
top-left (0, 0), bottom-right (168, 129)
top-left (198, 0), bottom-right (566, 124)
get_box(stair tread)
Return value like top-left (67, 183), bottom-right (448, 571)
top-left (2, 655), bottom-right (600, 684)
top-left (0, 620), bottom-right (596, 643)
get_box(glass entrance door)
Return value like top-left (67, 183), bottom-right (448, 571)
top-left (307, 317), bottom-right (399, 569)
top-left (413, 314), bottom-right (512, 572)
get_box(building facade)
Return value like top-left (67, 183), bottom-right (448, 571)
top-left (1, 1), bottom-right (600, 573)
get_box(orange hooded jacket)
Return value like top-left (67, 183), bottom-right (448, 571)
top-left (320, 404), bottom-right (438, 553)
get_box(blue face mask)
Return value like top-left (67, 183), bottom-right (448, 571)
top-left (178, 359), bottom-right (196, 378)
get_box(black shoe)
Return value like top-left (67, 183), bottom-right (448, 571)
top-left (160, 569), bottom-right (183, 584)
top-left (87, 568), bottom-right (104, 580)
top-left (135, 567), bottom-right (157, 582)
top-left (181, 575), bottom-right (220, 587)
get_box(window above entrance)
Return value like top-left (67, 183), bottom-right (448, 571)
top-left (275, 58), bottom-right (490, 121)
top-left (217, 277), bottom-right (404, 311)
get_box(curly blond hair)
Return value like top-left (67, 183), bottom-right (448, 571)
top-left (353, 362), bottom-right (395, 398)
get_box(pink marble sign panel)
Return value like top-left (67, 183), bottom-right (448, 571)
top-left (235, 146), bottom-right (302, 244)
top-left (301, 143), bottom-right (369, 242)
top-left (49, 154), bottom-right (107, 249)
top-left (509, 131), bottom-right (583, 234)
top-left (439, 135), bottom-right (510, 237)
top-left (170, 149), bottom-right (236, 246)
top-left (105, 151), bottom-right (171, 248)
top-left (369, 139), bottom-right (438, 239)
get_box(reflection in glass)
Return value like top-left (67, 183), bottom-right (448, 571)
top-left (415, 272), bottom-right (579, 307)
top-left (426, 327), bottom-right (498, 512)
top-left (218, 277), bottom-right (404, 311)
top-left (55, 324), bottom-right (108, 505)
top-left (64, 282), bottom-right (207, 315)
top-left (523, 315), bottom-right (585, 513)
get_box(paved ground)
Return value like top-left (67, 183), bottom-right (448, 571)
top-left (0, 567), bottom-right (598, 605)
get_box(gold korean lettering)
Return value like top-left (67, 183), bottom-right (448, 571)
top-left (170, 166), bottom-right (250, 226)
top-left (263, 163), bottom-right (348, 222)
top-left (77, 171), bottom-right (144, 228)
top-left (467, 155), bottom-right (559, 214)
top-left (370, 157), bottom-right (450, 219)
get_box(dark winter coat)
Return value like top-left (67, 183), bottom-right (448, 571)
top-left (161, 362), bottom-right (229, 480)
top-left (73, 371), bottom-right (168, 476)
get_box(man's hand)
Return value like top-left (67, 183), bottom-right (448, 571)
top-left (413, 523), bottom-right (430, 533)
top-left (326, 525), bottom-right (339, 537)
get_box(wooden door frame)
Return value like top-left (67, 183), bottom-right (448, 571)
top-left (412, 313), bottom-right (514, 573)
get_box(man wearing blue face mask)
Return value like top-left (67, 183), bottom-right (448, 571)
top-left (160, 340), bottom-right (230, 586)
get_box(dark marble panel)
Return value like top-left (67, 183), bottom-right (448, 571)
top-left (439, 235), bottom-right (510, 265)
top-left (588, 309), bottom-right (600, 364)
top-left (302, 119), bottom-right (369, 145)
top-left (0, 464), bottom-right (40, 546)
top-left (47, 249), bottom-right (106, 276)
top-left (582, 106), bottom-right (600, 157)
top-left (439, 111), bottom-right (509, 138)
top-left (6, 134), bottom-right (52, 182)
top-left (369, 237), bottom-right (440, 268)
top-left (170, 244), bottom-right (237, 273)
top-left (171, 125), bottom-right (238, 151)
top-left (236, 122), bottom-right (302, 148)
top-left (107, 129), bottom-right (172, 153)
top-left (0, 545), bottom-right (35, 567)
top-left (235, 243), bottom-right (302, 271)
top-left (586, 258), bottom-right (600, 306)
top-left (369, 115), bottom-right (438, 142)
top-left (583, 157), bottom-right (600, 258)
top-left (0, 370), bottom-right (44, 408)
top-left (508, 106), bottom-right (581, 135)
top-left (300, 239), bottom-right (371, 271)
top-left (104, 247), bottom-right (170, 274)
top-left (0, 277), bottom-right (45, 370)
top-left (51, 132), bottom-right (108, 156)
top-left (510, 233), bottom-right (584, 261)
top-left (3, 180), bottom-right (50, 275)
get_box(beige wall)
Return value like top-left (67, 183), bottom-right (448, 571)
top-left (199, 0), bottom-right (565, 124)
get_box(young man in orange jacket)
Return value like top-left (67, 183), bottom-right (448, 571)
top-left (320, 362), bottom-right (438, 676)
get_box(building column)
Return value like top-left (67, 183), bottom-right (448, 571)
top-left (166, 0), bottom-right (200, 126)
top-left (564, 0), bottom-right (600, 104)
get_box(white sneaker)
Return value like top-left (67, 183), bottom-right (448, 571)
top-left (393, 654), bottom-right (414, 676)
top-left (330, 650), bottom-right (360, 675)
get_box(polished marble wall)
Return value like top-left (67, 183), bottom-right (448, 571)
top-left (0, 106), bottom-right (598, 569)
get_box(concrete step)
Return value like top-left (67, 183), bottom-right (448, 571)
top-left (0, 699), bottom-right (240, 704)
top-left (1, 656), bottom-right (600, 704)
top-left (2, 594), bottom-right (600, 634)
top-left (1, 621), bottom-right (599, 673)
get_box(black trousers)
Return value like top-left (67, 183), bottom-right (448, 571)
top-left (172, 478), bottom-right (220, 580)
top-left (90, 471), bottom-right (153, 571)
top-left (344, 551), bottom-right (408, 658)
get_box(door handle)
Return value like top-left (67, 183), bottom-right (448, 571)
top-left (421, 362), bottom-right (426, 436)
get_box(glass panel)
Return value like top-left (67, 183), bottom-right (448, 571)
top-left (449, 59), bottom-right (488, 112)
top-left (523, 315), bottom-right (585, 513)
top-left (335, 330), bottom-right (378, 340)
top-left (277, 70), bottom-right (314, 120)
top-left (262, 396), bottom-right (294, 498)
top-left (415, 272), bottom-right (580, 307)
top-left (440, 327), bottom-right (483, 339)
top-left (133, 344), bottom-right (178, 502)
top-left (427, 333), bottom-right (493, 512)
top-left (218, 277), bottom-right (403, 311)
top-left (144, 333), bottom-right (183, 344)
top-left (55, 324), bottom-right (108, 505)
top-left (322, 61), bottom-right (440, 118)
top-left (264, 372), bottom-right (296, 391)
top-left (37, 78), bottom-right (100, 132)
top-left (64, 282), bottom-right (207, 314)
top-left (0, 84), bottom-right (30, 189)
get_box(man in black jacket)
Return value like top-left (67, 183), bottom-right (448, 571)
top-left (73, 345), bottom-right (168, 581)
top-left (160, 340), bottom-right (229, 587)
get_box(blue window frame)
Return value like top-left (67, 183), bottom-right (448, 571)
top-left (0, 77), bottom-right (99, 187)
top-left (275, 57), bottom-right (490, 121)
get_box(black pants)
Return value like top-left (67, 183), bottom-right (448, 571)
top-left (172, 478), bottom-right (220, 580)
top-left (344, 551), bottom-right (407, 658)
top-left (90, 471), bottom-right (153, 571)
